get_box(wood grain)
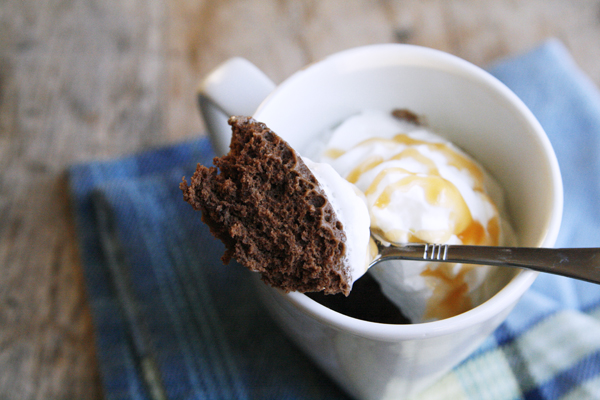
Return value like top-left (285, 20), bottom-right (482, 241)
top-left (1, 0), bottom-right (600, 398)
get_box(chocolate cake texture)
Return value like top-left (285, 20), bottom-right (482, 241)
top-left (180, 116), bottom-right (352, 295)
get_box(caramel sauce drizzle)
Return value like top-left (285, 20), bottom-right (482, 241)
top-left (330, 133), bottom-right (496, 245)
top-left (347, 155), bottom-right (384, 184)
top-left (325, 131), bottom-right (503, 320)
top-left (323, 148), bottom-right (345, 160)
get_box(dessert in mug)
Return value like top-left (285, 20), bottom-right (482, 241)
top-left (181, 112), bottom-right (515, 323)
top-left (315, 109), bottom-right (517, 322)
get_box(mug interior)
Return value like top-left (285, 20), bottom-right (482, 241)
top-left (253, 44), bottom-right (563, 339)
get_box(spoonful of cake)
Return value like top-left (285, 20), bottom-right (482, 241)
top-left (181, 116), bottom-right (371, 296)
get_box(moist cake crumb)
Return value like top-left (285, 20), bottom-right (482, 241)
top-left (180, 116), bottom-right (352, 295)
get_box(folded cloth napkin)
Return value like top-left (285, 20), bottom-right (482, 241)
top-left (69, 39), bottom-right (600, 400)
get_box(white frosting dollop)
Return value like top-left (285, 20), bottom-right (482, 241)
top-left (302, 157), bottom-right (372, 287)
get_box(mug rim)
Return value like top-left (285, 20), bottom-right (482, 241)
top-left (280, 269), bottom-right (539, 341)
top-left (254, 43), bottom-right (563, 341)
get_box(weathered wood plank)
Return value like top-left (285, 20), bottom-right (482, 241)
top-left (0, 0), bottom-right (170, 397)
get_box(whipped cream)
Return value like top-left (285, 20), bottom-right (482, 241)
top-left (318, 109), bottom-right (516, 322)
top-left (302, 158), bottom-right (373, 288)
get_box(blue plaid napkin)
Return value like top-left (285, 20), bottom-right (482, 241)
top-left (69, 39), bottom-right (600, 400)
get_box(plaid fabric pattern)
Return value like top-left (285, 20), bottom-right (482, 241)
top-left (69, 40), bottom-right (600, 400)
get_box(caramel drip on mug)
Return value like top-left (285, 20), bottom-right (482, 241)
top-left (421, 265), bottom-right (474, 320)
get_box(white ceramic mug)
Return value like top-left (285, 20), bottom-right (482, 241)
top-left (197, 44), bottom-right (563, 400)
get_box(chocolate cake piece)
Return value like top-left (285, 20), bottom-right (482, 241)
top-left (180, 116), bottom-right (351, 295)
top-left (391, 108), bottom-right (422, 125)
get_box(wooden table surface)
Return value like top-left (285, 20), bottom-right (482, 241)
top-left (2, 0), bottom-right (600, 398)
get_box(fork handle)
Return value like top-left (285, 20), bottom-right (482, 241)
top-left (373, 244), bottom-right (600, 285)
